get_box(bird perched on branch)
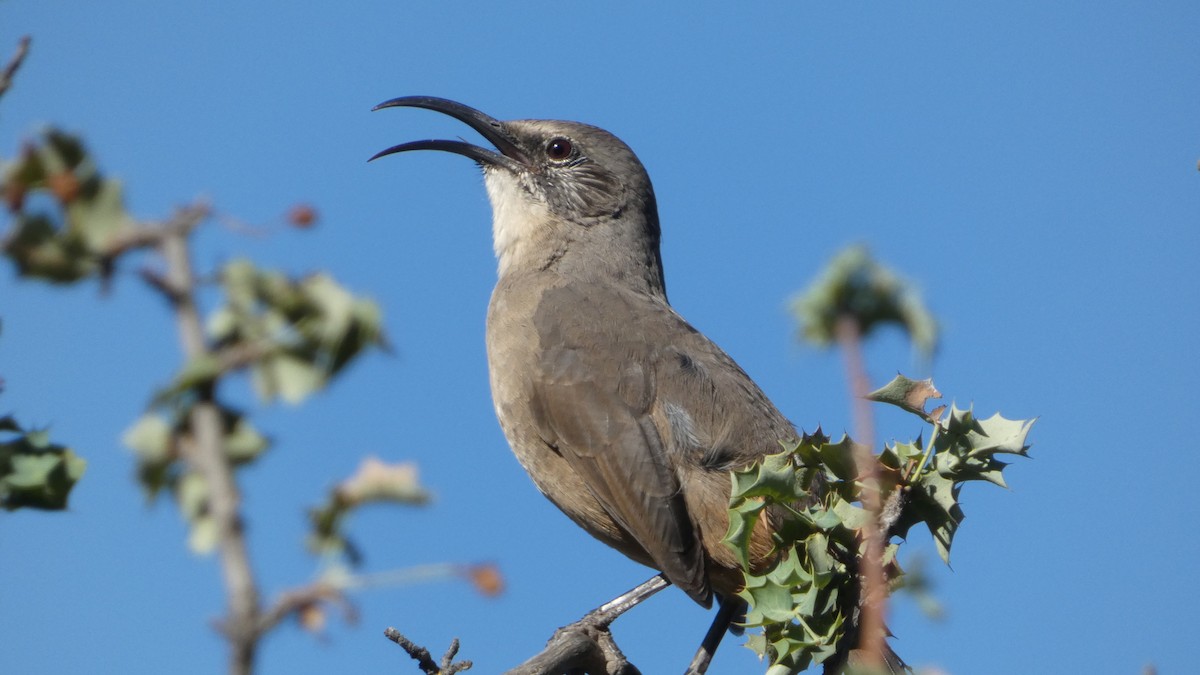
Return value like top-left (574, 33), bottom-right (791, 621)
top-left (371, 98), bottom-right (861, 673)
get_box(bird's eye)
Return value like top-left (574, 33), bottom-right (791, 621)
top-left (546, 137), bottom-right (574, 161)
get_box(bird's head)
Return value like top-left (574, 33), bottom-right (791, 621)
top-left (371, 96), bottom-right (665, 294)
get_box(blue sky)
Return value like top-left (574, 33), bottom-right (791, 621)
top-left (2, 3), bottom-right (1197, 674)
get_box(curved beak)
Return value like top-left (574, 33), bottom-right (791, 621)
top-left (369, 96), bottom-right (527, 172)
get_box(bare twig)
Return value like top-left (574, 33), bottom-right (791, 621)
top-left (386, 628), bottom-right (473, 675)
top-left (104, 202), bottom-right (211, 261)
top-left (257, 581), bottom-right (356, 636)
top-left (155, 205), bottom-right (262, 675)
top-left (834, 314), bottom-right (887, 666)
top-left (0, 35), bottom-right (31, 100)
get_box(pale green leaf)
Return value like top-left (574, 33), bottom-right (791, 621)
top-left (122, 414), bottom-right (172, 462)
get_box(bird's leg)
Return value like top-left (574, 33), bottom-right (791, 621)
top-left (586, 573), bottom-right (672, 626)
top-left (684, 596), bottom-right (745, 675)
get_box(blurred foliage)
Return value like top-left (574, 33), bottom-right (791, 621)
top-left (1, 104), bottom-right (388, 554)
top-left (309, 456), bottom-right (432, 566)
top-left (791, 245), bottom-right (938, 358)
top-left (0, 35), bottom-right (487, 670)
top-left (132, 257), bottom-right (387, 550)
top-left (0, 412), bottom-right (86, 511)
top-left (123, 406), bottom-right (271, 552)
top-left (1, 129), bottom-right (134, 283)
top-left (726, 378), bottom-right (1033, 672)
top-left (0, 321), bottom-right (86, 511)
top-left (205, 259), bottom-right (387, 404)
top-left (0, 43), bottom-right (89, 512)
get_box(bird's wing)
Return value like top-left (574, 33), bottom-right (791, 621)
top-left (530, 292), bottom-right (711, 606)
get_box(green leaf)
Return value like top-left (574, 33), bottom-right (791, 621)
top-left (223, 415), bottom-right (269, 464)
top-left (885, 437), bottom-right (925, 464)
top-left (867, 374), bottom-right (941, 420)
top-left (208, 259), bottom-right (387, 404)
top-left (2, 213), bottom-right (96, 282)
top-left (187, 515), bottom-right (218, 555)
top-left (815, 435), bottom-right (859, 484)
top-left (0, 417), bottom-right (86, 511)
top-left (0, 129), bottom-right (137, 284)
top-left (723, 498), bottom-right (767, 571)
top-left (1, 447), bottom-right (87, 510)
top-left (969, 411), bottom-right (1035, 458)
top-left (731, 376), bottom-right (1034, 670)
top-left (897, 468), bottom-right (961, 564)
top-left (734, 451), bottom-right (801, 502)
top-left (122, 413), bottom-right (172, 462)
top-left (176, 471), bottom-right (217, 554)
top-left (253, 352), bottom-right (325, 404)
top-left (65, 177), bottom-right (134, 251)
top-left (740, 576), bottom-right (798, 624)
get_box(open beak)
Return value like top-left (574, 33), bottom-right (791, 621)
top-left (369, 96), bottom-right (527, 172)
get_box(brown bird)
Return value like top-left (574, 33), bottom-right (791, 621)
top-left (371, 96), bottom-right (799, 663)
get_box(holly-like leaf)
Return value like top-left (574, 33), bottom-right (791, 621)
top-left (733, 451), bottom-right (801, 502)
top-left (730, 377), bottom-right (1035, 670)
top-left (867, 374), bottom-right (941, 420)
top-left (891, 467), bottom-right (961, 563)
top-left (723, 494), bottom-right (768, 571)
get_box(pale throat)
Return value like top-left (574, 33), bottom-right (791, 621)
top-left (484, 169), bottom-right (555, 278)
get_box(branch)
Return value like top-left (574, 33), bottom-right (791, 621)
top-left (386, 629), bottom-right (473, 675)
top-left (157, 208), bottom-right (262, 675)
top-left (505, 624), bottom-right (640, 675)
top-left (505, 575), bottom-right (668, 675)
top-left (388, 575), bottom-right (670, 675)
top-left (834, 314), bottom-right (888, 667)
top-left (105, 202), bottom-right (211, 262)
top-left (0, 35), bottom-right (31, 100)
top-left (257, 581), bottom-right (356, 636)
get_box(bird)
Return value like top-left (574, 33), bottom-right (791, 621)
top-left (370, 96), bottom-right (803, 664)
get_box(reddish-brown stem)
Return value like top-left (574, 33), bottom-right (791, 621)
top-left (834, 314), bottom-right (887, 666)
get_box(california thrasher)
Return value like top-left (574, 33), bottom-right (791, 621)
top-left (371, 96), bottom-right (801, 657)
